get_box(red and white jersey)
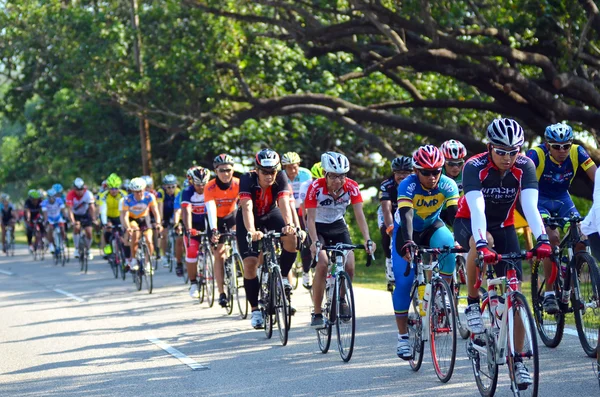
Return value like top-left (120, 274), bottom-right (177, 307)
top-left (66, 189), bottom-right (95, 216)
top-left (304, 178), bottom-right (363, 224)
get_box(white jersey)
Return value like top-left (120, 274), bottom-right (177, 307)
top-left (285, 167), bottom-right (312, 209)
top-left (582, 168), bottom-right (600, 236)
top-left (297, 180), bottom-right (312, 206)
top-left (41, 198), bottom-right (65, 220)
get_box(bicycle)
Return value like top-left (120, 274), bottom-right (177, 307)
top-left (220, 231), bottom-right (248, 318)
top-left (106, 225), bottom-right (127, 280)
top-left (315, 241), bottom-right (373, 362)
top-left (452, 250), bottom-right (472, 339)
top-left (32, 219), bottom-right (46, 261)
top-left (78, 233), bottom-right (90, 273)
top-left (253, 230), bottom-right (291, 346)
top-left (405, 246), bottom-right (462, 383)
top-left (52, 224), bottom-right (66, 267)
top-left (188, 231), bottom-right (215, 307)
top-left (131, 226), bottom-right (155, 294)
top-left (164, 223), bottom-right (177, 273)
top-left (531, 214), bottom-right (600, 357)
top-left (466, 251), bottom-right (539, 397)
top-left (4, 225), bottom-right (15, 256)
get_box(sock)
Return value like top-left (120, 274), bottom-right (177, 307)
top-left (244, 277), bottom-right (260, 307)
top-left (544, 291), bottom-right (555, 297)
top-left (398, 333), bottom-right (409, 340)
top-left (280, 249), bottom-right (296, 277)
top-left (467, 297), bottom-right (480, 306)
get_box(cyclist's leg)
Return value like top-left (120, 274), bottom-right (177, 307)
top-left (26, 221), bottom-right (34, 248)
top-left (213, 215), bottom-right (232, 296)
top-left (311, 233), bottom-right (330, 316)
top-left (145, 228), bottom-right (154, 255)
top-left (183, 234), bottom-right (200, 282)
top-left (588, 232), bottom-right (600, 262)
top-left (392, 225), bottom-right (414, 334)
top-left (428, 221), bottom-right (456, 284)
top-left (1, 221), bottom-right (6, 250)
top-left (298, 209), bottom-right (312, 274)
top-left (128, 220), bottom-right (140, 260)
top-left (47, 223), bottom-right (55, 246)
top-left (538, 197), bottom-right (560, 293)
top-left (266, 208), bottom-right (296, 278)
top-left (236, 212), bottom-right (261, 311)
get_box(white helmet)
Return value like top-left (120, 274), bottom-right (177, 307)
top-left (141, 175), bottom-right (154, 188)
top-left (129, 177), bottom-right (147, 192)
top-left (486, 118), bottom-right (525, 148)
top-left (73, 178), bottom-right (85, 189)
top-left (321, 152), bottom-right (350, 174)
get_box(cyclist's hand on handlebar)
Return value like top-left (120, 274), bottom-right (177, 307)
top-left (210, 228), bottom-right (219, 243)
top-left (364, 239), bottom-right (376, 255)
top-left (248, 230), bottom-right (263, 242)
top-left (297, 229), bottom-right (307, 243)
top-left (476, 240), bottom-right (498, 264)
top-left (386, 225), bottom-right (394, 236)
top-left (189, 228), bottom-right (199, 237)
top-left (281, 224), bottom-right (296, 235)
top-left (401, 240), bottom-right (417, 262)
top-left (533, 234), bottom-right (552, 259)
top-left (310, 241), bottom-right (320, 258)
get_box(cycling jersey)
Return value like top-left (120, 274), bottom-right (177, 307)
top-left (379, 176), bottom-right (399, 213)
top-left (180, 185), bottom-right (207, 228)
top-left (456, 152), bottom-right (538, 229)
top-left (204, 177), bottom-right (239, 218)
top-left (442, 168), bottom-right (464, 194)
top-left (239, 171), bottom-right (290, 217)
top-left (99, 189), bottom-right (127, 219)
top-left (297, 179), bottom-right (312, 206)
top-left (121, 192), bottom-right (157, 219)
top-left (66, 189), bottom-right (95, 216)
top-left (304, 177), bottom-right (363, 224)
top-left (24, 199), bottom-right (42, 219)
top-left (285, 167), bottom-right (312, 209)
top-left (156, 187), bottom-right (181, 206)
top-left (526, 143), bottom-right (594, 199)
top-left (41, 198), bottom-right (66, 223)
top-left (0, 203), bottom-right (14, 222)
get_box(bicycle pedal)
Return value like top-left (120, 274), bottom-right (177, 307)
top-left (386, 283), bottom-right (394, 292)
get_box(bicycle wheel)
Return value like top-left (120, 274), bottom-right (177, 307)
top-left (407, 282), bottom-right (425, 371)
top-left (144, 244), bottom-right (154, 294)
top-left (530, 257), bottom-right (564, 348)
top-left (272, 267), bottom-right (289, 346)
top-left (233, 253), bottom-right (248, 319)
top-left (335, 271), bottom-right (355, 362)
top-left (572, 252), bottom-right (600, 357)
top-left (430, 278), bottom-right (457, 383)
top-left (225, 262), bottom-right (234, 315)
top-left (470, 297), bottom-right (498, 397)
top-left (317, 287), bottom-right (333, 354)
top-left (134, 262), bottom-right (143, 291)
top-left (183, 260), bottom-right (189, 284)
top-left (506, 291), bottom-right (539, 397)
top-left (260, 270), bottom-right (273, 339)
top-left (453, 255), bottom-right (471, 340)
top-left (205, 251), bottom-right (215, 307)
top-left (197, 258), bottom-right (205, 304)
top-left (167, 235), bottom-right (174, 273)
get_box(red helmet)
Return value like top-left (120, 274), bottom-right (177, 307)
top-left (413, 145), bottom-right (445, 169)
top-left (440, 139), bottom-right (467, 160)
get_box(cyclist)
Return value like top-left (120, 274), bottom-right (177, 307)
top-left (121, 177), bottom-right (162, 272)
top-left (181, 166), bottom-right (211, 299)
top-left (0, 194), bottom-right (16, 253)
top-left (99, 173), bottom-right (128, 258)
top-left (305, 151), bottom-right (376, 328)
top-left (66, 178), bottom-right (96, 260)
top-left (173, 179), bottom-right (188, 277)
top-left (582, 167), bottom-right (600, 260)
top-left (237, 149), bottom-right (297, 329)
top-left (41, 188), bottom-right (66, 253)
top-left (526, 123), bottom-right (597, 313)
top-left (440, 139), bottom-right (468, 193)
top-left (378, 156), bottom-right (413, 287)
top-left (52, 184), bottom-right (65, 201)
top-left (205, 154), bottom-right (240, 307)
top-left (24, 189), bottom-right (44, 252)
top-left (141, 175), bottom-right (161, 260)
top-left (453, 118), bottom-right (551, 389)
top-left (156, 174), bottom-right (180, 268)
top-left (390, 146), bottom-right (458, 359)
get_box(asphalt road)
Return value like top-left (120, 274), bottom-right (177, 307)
top-left (0, 246), bottom-right (598, 397)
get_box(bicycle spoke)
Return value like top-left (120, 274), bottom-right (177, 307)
top-left (336, 271), bottom-right (355, 362)
top-left (429, 279), bottom-right (457, 383)
top-left (572, 252), bottom-right (600, 357)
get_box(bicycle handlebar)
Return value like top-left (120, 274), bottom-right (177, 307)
top-left (473, 251), bottom-right (534, 289)
top-left (402, 245), bottom-right (466, 277)
top-left (314, 241), bottom-right (374, 267)
top-left (543, 214), bottom-right (584, 227)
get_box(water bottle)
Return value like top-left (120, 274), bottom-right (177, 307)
top-left (560, 256), bottom-right (568, 279)
top-left (422, 284), bottom-right (432, 314)
top-left (418, 284), bottom-right (426, 316)
top-left (488, 289), bottom-right (499, 330)
top-left (335, 253), bottom-right (344, 273)
top-left (326, 273), bottom-right (335, 301)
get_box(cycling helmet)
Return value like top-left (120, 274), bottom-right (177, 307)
top-left (47, 188), bottom-right (56, 197)
top-left (190, 166), bottom-right (210, 185)
top-left (101, 180), bottom-right (108, 191)
top-left (281, 152), bottom-right (301, 165)
top-left (487, 118), bottom-right (525, 147)
top-left (0, 193), bottom-right (9, 201)
top-left (391, 156), bottom-right (413, 171)
top-left (186, 167), bottom-right (196, 182)
top-left (129, 177), bottom-right (146, 192)
top-left (544, 123), bottom-right (573, 143)
top-left (321, 152), bottom-right (350, 174)
top-left (29, 190), bottom-right (41, 199)
top-left (141, 175), bottom-right (154, 188)
top-left (162, 174), bottom-right (177, 185)
top-left (52, 183), bottom-right (63, 193)
top-left (182, 180), bottom-right (190, 189)
top-left (255, 149), bottom-right (280, 170)
top-left (106, 173), bottom-right (122, 189)
top-left (440, 140), bottom-right (467, 160)
top-left (310, 162), bottom-right (324, 179)
top-left (213, 154), bottom-right (234, 168)
top-left (73, 178), bottom-right (85, 189)
top-left (413, 145), bottom-right (445, 169)
top-left (121, 179), bottom-right (131, 191)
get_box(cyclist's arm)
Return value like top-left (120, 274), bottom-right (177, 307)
top-left (444, 204), bottom-right (457, 227)
top-left (586, 163), bottom-right (598, 183)
top-left (398, 207), bottom-right (414, 241)
top-left (99, 200), bottom-right (108, 225)
top-left (520, 189), bottom-right (545, 239)
top-left (465, 190), bottom-right (487, 242)
top-left (289, 199), bottom-right (301, 229)
top-left (182, 205), bottom-right (192, 232)
top-left (239, 198), bottom-right (256, 233)
top-left (150, 201), bottom-right (161, 226)
top-left (277, 194), bottom-right (294, 227)
top-left (381, 201), bottom-right (393, 228)
top-left (306, 207), bottom-right (318, 243)
top-left (173, 209), bottom-right (181, 226)
top-left (88, 202), bottom-right (96, 221)
top-left (352, 202), bottom-right (372, 242)
top-left (120, 210), bottom-right (131, 230)
top-left (205, 199), bottom-right (218, 230)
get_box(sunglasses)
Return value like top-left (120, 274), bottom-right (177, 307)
top-left (164, 185), bottom-right (176, 189)
top-left (549, 143), bottom-right (572, 151)
top-left (492, 147), bottom-right (520, 157)
top-left (217, 168), bottom-right (233, 173)
top-left (327, 173), bottom-right (347, 181)
top-left (259, 169), bottom-right (277, 176)
top-left (109, 187), bottom-right (119, 191)
top-left (419, 169), bottom-right (442, 177)
top-left (446, 161), bottom-right (464, 168)
top-left (75, 188), bottom-right (84, 191)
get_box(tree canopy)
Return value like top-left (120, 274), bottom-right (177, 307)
top-left (1, 0), bottom-right (599, 197)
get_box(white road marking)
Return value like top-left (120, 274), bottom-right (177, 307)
top-left (146, 335), bottom-right (209, 371)
top-left (53, 289), bottom-right (86, 302)
top-left (0, 270), bottom-right (14, 276)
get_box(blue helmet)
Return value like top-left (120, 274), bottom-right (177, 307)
top-left (52, 183), bottom-right (64, 193)
top-left (544, 123), bottom-right (573, 143)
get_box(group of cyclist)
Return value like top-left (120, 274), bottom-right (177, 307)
top-left (2, 116), bottom-right (598, 390)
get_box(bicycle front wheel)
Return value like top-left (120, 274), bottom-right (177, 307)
top-left (205, 251), bottom-right (215, 307)
top-left (233, 253), bottom-right (248, 319)
top-left (144, 245), bottom-right (154, 294)
top-left (408, 282), bottom-right (425, 371)
top-left (507, 291), bottom-right (539, 397)
top-left (272, 267), bottom-right (289, 346)
top-left (317, 294), bottom-right (332, 354)
top-left (260, 270), bottom-right (273, 339)
top-left (335, 271), bottom-right (355, 362)
top-left (530, 258), bottom-right (564, 348)
top-left (572, 252), bottom-right (600, 357)
top-left (453, 255), bottom-right (471, 340)
top-left (430, 278), bottom-right (457, 383)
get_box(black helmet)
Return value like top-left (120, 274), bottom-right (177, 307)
top-left (213, 153), bottom-right (234, 168)
top-left (255, 149), bottom-right (280, 171)
top-left (391, 156), bottom-right (413, 172)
